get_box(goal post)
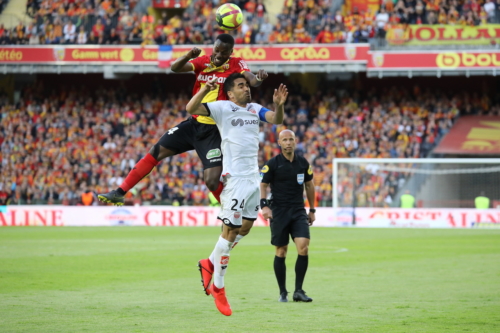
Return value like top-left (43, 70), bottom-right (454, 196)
top-left (333, 158), bottom-right (500, 210)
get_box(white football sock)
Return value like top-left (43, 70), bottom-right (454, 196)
top-left (232, 234), bottom-right (245, 249)
top-left (212, 235), bottom-right (233, 289)
top-left (210, 234), bottom-right (245, 264)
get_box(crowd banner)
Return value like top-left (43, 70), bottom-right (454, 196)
top-left (386, 24), bottom-right (500, 46)
top-left (368, 50), bottom-right (500, 70)
top-left (0, 46), bottom-right (159, 63)
top-left (171, 44), bottom-right (369, 64)
top-left (333, 208), bottom-right (500, 228)
top-left (0, 44), bottom-right (369, 65)
top-left (1, 206), bottom-right (498, 228)
top-left (0, 206), bottom-right (270, 227)
top-left (0, 206), bottom-right (332, 227)
top-left (434, 116), bottom-right (500, 154)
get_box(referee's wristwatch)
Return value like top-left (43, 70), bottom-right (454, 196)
top-left (309, 208), bottom-right (316, 213)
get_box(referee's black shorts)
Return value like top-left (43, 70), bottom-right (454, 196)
top-left (157, 117), bottom-right (222, 170)
top-left (270, 206), bottom-right (310, 246)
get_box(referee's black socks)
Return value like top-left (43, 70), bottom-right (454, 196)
top-left (274, 256), bottom-right (287, 294)
top-left (295, 255), bottom-right (308, 291)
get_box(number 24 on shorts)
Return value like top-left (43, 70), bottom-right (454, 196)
top-left (230, 199), bottom-right (244, 210)
top-left (168, 127), bottom-right (179, 135)
top-left (230, 199), bottom-right (260, 213)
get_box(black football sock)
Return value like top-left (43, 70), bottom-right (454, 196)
top-left (274, 256), bottom-right (287, 294)
top-left (116, 188), bottom-right (126, 195)
top-left (295, 255), bottom-right (308, 291)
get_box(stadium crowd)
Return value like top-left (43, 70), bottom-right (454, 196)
top-left (2, 77), bottom-right (496, 207)
top-left (0, 0), bottom-right (487, 46)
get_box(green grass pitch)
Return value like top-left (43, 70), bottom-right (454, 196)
top-left (1, 227), bottom-right (499, 332)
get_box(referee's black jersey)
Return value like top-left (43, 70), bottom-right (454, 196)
top-left (261, 153), bottom-right (313, 207)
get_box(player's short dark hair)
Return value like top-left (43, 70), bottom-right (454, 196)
top-left (224, 73), bottom-right (246, 95)
top-left (216, 34), bottom-right (235, 48)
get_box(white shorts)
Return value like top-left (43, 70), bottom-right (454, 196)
top-left (218, 174), bottom-right (260, 227)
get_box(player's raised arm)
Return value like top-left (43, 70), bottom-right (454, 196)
top-left (186, 78), bottom-right (217, 115)
top-left (170, 47), bottom-right (202, 73)
top-left (264, 84), bottom-right (288, 124)
top-left (243, 69), bottom-right (268, 87)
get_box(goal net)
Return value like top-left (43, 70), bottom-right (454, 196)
top-left (333, 158), bottom-right (500, 209)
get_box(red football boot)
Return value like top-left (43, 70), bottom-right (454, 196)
top-left (197, 258), bottom-right (214, 295)
top-left (208, 284), bottom-right (232, 316)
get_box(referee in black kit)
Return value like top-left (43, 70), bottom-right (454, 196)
top-left (260, 129), bottom-right (315, 303)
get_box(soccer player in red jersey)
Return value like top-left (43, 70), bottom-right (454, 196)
top-left (98, 34), bottom-right (267, 206)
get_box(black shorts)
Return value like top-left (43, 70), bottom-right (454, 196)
top-left (269, 206), bottom-right (310, 246)
top-left (157, 117), bottom-right (222, 169)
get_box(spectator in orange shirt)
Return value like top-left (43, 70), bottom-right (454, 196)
top-left (191, 189), bottom-right (206, 206)
top-left (438, 8), bottom-right (448, 24)
top-left (267, 28), bottom-right (279, 43)
top-left (315, 25), bottom-right (334, 43)
top-left (92, 18), bottom-right (105, 38)
top-left (245, 0), bottom-right (257, 15)
top-left (53, 19), bottom-right (63, 39)
top-left (67, 3), bottom-right (76, 16)
top-left (297, 31), bottom-right (312, 43)
top-left (332, 26), bottom-right (344, 43)
top-left (278, 28), bottom-right (291, 43)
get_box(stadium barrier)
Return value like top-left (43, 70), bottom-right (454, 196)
top-left (0, 206), bottom-right (498, 228)
top-left (386, 24), bottom-right (500, 46)
top-left (334, 208), bottom-right (500, 228)
top-left (0, 44), bottom-right (369, 64)
top-left (2, 44), bottom-right (500, 76)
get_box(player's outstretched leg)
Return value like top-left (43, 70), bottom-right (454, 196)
top-left (98, 121), bottom-right (193, 206)
top-left (98, 149), bottom-right (163, 206)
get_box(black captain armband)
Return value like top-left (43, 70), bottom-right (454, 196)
top-left (260, 199), bottom-right (269, 209)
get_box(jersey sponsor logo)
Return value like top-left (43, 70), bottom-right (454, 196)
top-left (220, 256), bottom-right (230, 265)
top-left (297, 174), bottom-right (305, 185)
top-left (261, 165), bottom-right (269, 173)
top-left (197, 74), bottom-right (227, 83)
top-left (231, 118), bottom-right (244, 126)
top-left (307, 166), bottom-right (313, 175)
top-left (231, 118), bottom-right (259, 126)
top-left (206, 148), bottom-right (222, 160)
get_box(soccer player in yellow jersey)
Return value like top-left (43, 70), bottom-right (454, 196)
top-left (98, 34), bottom-right (267, 206)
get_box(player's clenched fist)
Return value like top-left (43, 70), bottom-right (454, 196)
top-left (204, 77), bottom-right (218, 91)
top-left (188, 47), bottom-right (202, 59)
top-left (257, 69), bottom-right (268, 81)
top-left (273, 84), bottom-right (288, 106)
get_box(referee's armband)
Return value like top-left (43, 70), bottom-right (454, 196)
top-left (260, 198), bottom-right (269, 209)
